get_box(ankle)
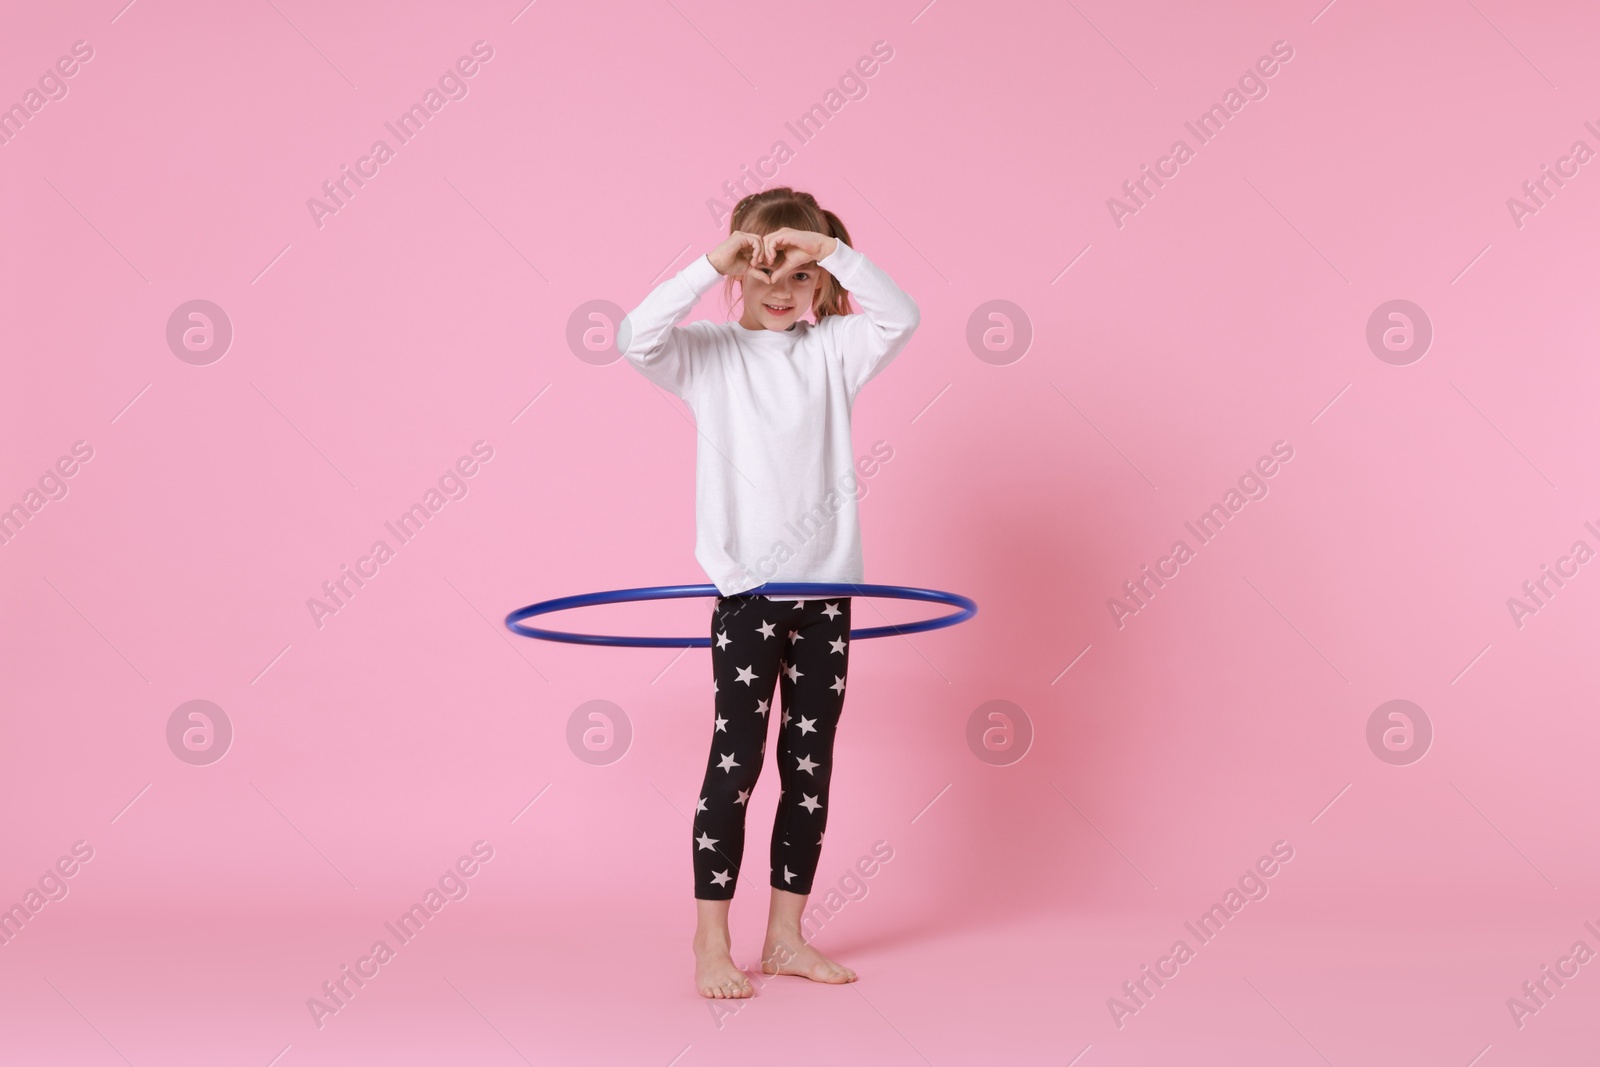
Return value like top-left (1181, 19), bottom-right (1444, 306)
top-left (693, 930), bottom-right (733, 953)
top-left (764, 923), bottom-right (803, 944)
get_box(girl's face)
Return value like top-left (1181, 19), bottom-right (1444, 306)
top-left (738, 259), bottom-right (823, 332)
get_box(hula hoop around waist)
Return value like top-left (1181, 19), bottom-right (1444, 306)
top-left (504, 582), bottom-right (977, 648)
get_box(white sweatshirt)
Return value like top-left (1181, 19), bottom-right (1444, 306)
top-left (621, 239), bottom-right (920, 598)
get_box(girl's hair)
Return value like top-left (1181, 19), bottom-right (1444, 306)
top-left (724, 187), bottom-right (855, 321)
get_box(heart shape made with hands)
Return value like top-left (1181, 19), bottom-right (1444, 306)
top-left (741, 246), bottom-right (817, 285)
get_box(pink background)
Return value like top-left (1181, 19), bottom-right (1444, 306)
top-left (3, 0), bottom-right (1599, 1063)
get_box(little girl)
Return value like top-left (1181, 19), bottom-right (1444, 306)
top-left (620, 187), bottom-right (920, 999)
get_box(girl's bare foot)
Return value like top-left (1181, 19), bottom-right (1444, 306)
top-left (694, 939), bottom-right (754, 998)
top-left (694, 898), bottom-right (754, 998)
top-left (761, 928), bottom-right (857, 984)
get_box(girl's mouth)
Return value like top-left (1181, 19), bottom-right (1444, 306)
top-left (763, 303), bottom-right (793, 315)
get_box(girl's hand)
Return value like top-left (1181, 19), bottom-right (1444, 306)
top-left (707, 232), bottom-right (767, 278)
top-left (755, 228), bottom-right (838, 282)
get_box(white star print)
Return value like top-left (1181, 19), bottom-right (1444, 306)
top-left (711, 870), bottom-right (731, 887)
top-left (795, 754), bottom-right (818, 775)
top-left (715, 630), bottom-right (731, 650)
top-left (757, 620), bottom-right (776, 639)
top-left (829, 637), bottom-right (846, 655)
top-left (696, 832), bottom-right (719, 850)
top-left (788, 630), bottom-right (803, 643)
top-left (712, 678), bottom-right (718, 694)
top-left (799, 794), bottom-right (822, 814)
top-left (735, 666), bottom-right (757, 686)
top-left (781, 707), bottom-right (791, 727)
top-left (718, 752), bottom-right (740, 772)
top-left (795, 715), bottom-right (817, 735)
top-left (734, 788), bottom-right (752, 806)
top-left (831, 675), bottom-right (846, 695)
top-left (784, 662), bottom-right (802, 682)
top-left (714, 713), bottom-right (728, 732)
top-left (697, 796), bottom-right (707, 812)
top-left (754, 697), bottom-right (770, 716)
top-left (782, 866), bottom-right (796, 883)
top-left (822, 602), bottom-right (841, 619)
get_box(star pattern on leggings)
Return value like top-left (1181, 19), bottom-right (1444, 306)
top-left (699, 597), bottom-right (851, 898)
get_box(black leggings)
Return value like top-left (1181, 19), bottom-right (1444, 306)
top-left (692, 594), bottom-right (852, 900)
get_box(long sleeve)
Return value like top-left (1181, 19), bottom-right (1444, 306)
top-left (816, 240), bottom-right (921, 398)
top-left (620, 254), bottom-right (724, 400)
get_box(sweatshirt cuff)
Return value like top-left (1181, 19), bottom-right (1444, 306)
top-left (681, 254), bottom-right (723, 296)
top-left (816, 238), bottom-right (859, 277)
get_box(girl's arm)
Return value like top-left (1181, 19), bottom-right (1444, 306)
top-left (619, 255), bottom-right (724, 401)
top-left (620, 232), bottom-right (765, 400)
top-left (816, 240), bottom-right (921, 398)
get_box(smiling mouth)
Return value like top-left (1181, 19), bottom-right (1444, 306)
top-left (763, 303), bottom-right (793, 315)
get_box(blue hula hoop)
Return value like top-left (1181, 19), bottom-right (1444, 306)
top-left (504, 582), bottom-right (977, 648)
